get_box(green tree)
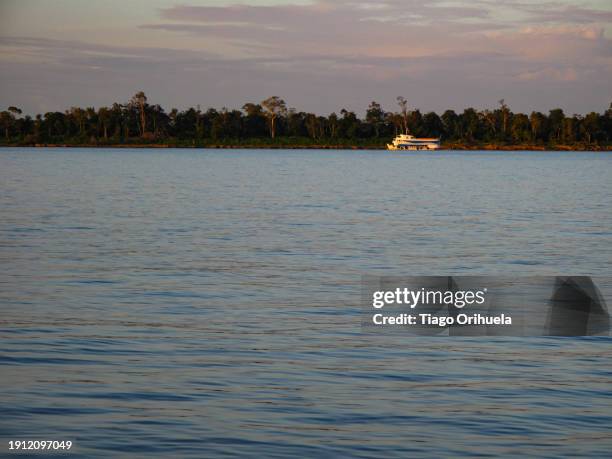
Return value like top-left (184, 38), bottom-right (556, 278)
top-left (511, 113), bottom-right (530, 143)
top-left (581, 112), bottom-right (600, 144)
top-left (261, 96), bottom-right (286, 139)
top-left (386, 112), bottom-right (403, 136)
top-left (548, 108), bottom-right (565, 143)
top-left (69, 107), bottom-right (86, 137)
top-left (130, 91), bottom-right (148, 137)
top-left (242, 103), bottom-right (267, 137)
top-left (482, 110), bottom-right (497, 141)
top-left (0, 112), bottom-right (12, 140)
top-left (98, 107), bottom-right (111, 140)
top-left (342, 109), bottom-right (359, 138)
top-left (305, 113), bottom-right (319, 139)
top-left (423, 112), bottom-right (443, 137)
top-left (604, 103), bottom-right (612, 142)
top-left (366, 101), bottom-right (384, 138)
top-left (441, 110), bottom-right (459, 140)
top-left (0, 106), bottom-right (20, 140)
top-left (562, 116), bottom-right (577, 143)
top-left (461, 108), bottom-right (479, 141)
top-left (529, 112), bottom-right (547, 143)
top-left (498, 99), bottom-right (511, 138)
top-left (396, 96), bottom-right (409, 134)
top-left (328, 112), bottom-right (339, 138)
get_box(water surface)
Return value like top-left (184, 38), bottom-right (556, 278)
top-left (1, 148), bottom-right (611, 457)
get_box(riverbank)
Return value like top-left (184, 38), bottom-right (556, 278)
top-left (2, 143), bottom-right (610, 151)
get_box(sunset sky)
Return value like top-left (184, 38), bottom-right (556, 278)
top-left (1, 0), bottom-right (611, 115)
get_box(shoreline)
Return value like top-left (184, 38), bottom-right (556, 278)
top-left (1, 143), bottom-right (611, 151)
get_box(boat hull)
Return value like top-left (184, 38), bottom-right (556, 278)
top-left (387, 134), bottom-right (441, 151)
top-left (387, 143), bottom-right (440, 151)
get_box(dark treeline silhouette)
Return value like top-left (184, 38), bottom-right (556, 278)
top-left (1, 92), bottom-right (611, 148)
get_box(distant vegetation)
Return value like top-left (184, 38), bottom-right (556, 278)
top-left (1, 92), bottom-right (611, 149)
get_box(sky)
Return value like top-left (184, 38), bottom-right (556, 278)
top-left (1, 0), bottom-right (611, 116)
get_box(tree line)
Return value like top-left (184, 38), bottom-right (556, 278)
top-left (1, 92), bottom-right (611, 147)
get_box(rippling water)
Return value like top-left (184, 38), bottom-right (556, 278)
top-left (1, 148), bottom-right (611, 457)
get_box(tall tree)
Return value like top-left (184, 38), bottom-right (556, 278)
top-left (131, 91), bottom-right (148, 137)
top-left (562, 116), bottom-right (577, 143)
top-left (529, 112), bottom-right (546, 142)
top-left (98, 107), bottom-right (111, 139)
top-left (423, 112), bottom-right (443, 137)
top-left (328, 112), bottom-right (338, 138)
top-left (511, 113), bottom-right (530, 143)
top-left (7, 107), bottom-right (23, 138)
top-left (396, 96), bottom-right (409, 134)
top-left (386, 112), bottom-right (403, 136)
top-left (604, 102), bottom-right (612, 142)
top-left (407, 109), bottom-right (424, 137)
top-left (548, 108), bottom-right (565, 143)
top-left (339, 109), bottom-right (359, 139)
top-left (482, 110), bottom-right (497, 139)
top-left (441, 110), bottom-right (459, 140)
top-left (366, 101), bottom-right (384, 138)
top-left (261, 96), bottom-right (286, 139)
top-left (581, 112), bottom-right (600, 144)
top-left (69, 107), bottom-right (86, 136)
top-left (242, 103), bottom-right (267, 137)
top-left (462, 108), bottom-right (479, 141)
top-left (305, 113), bottom-right (318, 139)
top-left (498, 99), bottom-right (510, 138)
top-left (0, 110), bottom-right (13, 140)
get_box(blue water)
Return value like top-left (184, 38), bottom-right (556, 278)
top-left (1, 148), bottom-right (611, 457)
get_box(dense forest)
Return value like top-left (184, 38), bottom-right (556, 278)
top-left (1, 92), bottom-right (611, 149)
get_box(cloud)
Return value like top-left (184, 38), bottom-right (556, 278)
top-left (517, 67), bottom-right (580, 82)
top-left (523, 5), bottom-right (612, 24)
top-left (0, 0), bottom-right (611, 115)
top-left (143, 1), bottom-right (612, 59)
top-left (479, 24), bottom-right (612, 63)
top-left (0, 36), bottom-right (222, 64)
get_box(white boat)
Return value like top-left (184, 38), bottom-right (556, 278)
top-left (387, 134), bottom-right (441, 150)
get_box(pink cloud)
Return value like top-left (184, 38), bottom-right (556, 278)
top-left (1, 1), bottom-right (611, 114)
